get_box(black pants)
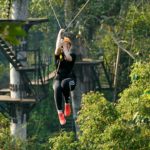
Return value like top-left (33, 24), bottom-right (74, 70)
top-left (53, 78), bottom-right (76, 110)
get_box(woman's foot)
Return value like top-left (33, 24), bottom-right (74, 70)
top-left (58, 111), bottom-right (66, 125)
top-left (64, 103), bottom-right (71, 117)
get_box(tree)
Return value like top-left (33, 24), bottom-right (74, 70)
top-left (1, 0), bottom-right (150, 148)
top-left (48, 61), bottom-right (150, 149)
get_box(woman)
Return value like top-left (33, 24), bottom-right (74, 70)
top-left (53, 29), bottom-right (76, 125)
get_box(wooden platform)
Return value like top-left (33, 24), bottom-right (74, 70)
top-left (17, 66), bottom-right (40, 72)
top-left (0, 18), bottom-right (48, 24)
top-left (75, 59), bottom-right (103, 65)
top-left (0, 18), bottom-right (48, 31)
top-left (31, 60), bottom-right (103, 85)
top-left (31, 70), bottom-right (56, 85)
top-left (0, 88), bottom-right (10, 95)
top-left (0, 95), bottom-right (35, 103)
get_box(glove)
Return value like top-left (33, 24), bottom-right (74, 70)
top-left (59, 29), bottom-right (65, 35)
top-left (56, 29), bottom-right (65, 49)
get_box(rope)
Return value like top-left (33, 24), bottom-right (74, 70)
top-left (65, 0), bottom-right (90, 31)
top-left (49, 0), bottom-right (62, 29)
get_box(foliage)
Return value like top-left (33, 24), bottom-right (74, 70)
top-left (0, 0), bottom-right (9, 18)
top-left (102, 61), bottom-right (150, 149)
top-left (27, 82), bottom-right (59, 149)
top-left (0, 22), bottom-right (26, 45)
top-left (77, 92), bottom-right (118, 150)
top-left (98, 1), bottom-right (150, 91)
top-left (48, 60), bottom-right (150, 150)
top-left (29, 0), bottom-right (65, 62)
top-left (49, 131), bottom-right (78, 150)
top-left (0, 114), bottom-right (27, 149)
top-left (111, 62), bottom-right (150, 149)
top-left (0, 0), bottom-right (26, 45)
top-left (0, 0), bottom-right (150, 149)
top-left (0, 114), bottom-right (9, 141)
top-left (0, 66), bottom-right (9, 89)
top-left (0, 64), bottom-right (4, 77)
top-left (0, 136), bottom-right (27, 150)
top-left (121, 2), bottom-right (150, 59)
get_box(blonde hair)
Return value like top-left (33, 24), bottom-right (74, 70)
top-left (63, 37), bottom-right (71, 45)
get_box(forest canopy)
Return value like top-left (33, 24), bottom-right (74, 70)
top-left (0, 0), bottom-right (150, 149)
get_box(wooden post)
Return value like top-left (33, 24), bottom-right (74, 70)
top-left (113, 46), bottom-right (120, 101)
top-left (10, 0), bottom-right (28, 141)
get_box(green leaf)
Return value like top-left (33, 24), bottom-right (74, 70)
top-left (0, 22), bottom-right (26, 45)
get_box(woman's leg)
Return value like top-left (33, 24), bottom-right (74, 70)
top-left (61, 78), bottom-right (76, 103)
top-left (53, 79), bottom-right (63, 111)
top-left (61, 78), bottom-right (76, 117)
top-left (53, 79), bottom-right (66, 125)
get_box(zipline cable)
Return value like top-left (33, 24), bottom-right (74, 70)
top-left (65, 0), bottom-right (90, 31)
top-left (49, 0), bottom-right (90, 31)
top-left (49, 0), bottom-right (62, 29)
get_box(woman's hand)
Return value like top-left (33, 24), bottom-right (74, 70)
top-left (59, 29), bottom-right (65, 35)
top-left (55, 29), bottom-right (65, 55)
top-left (63, 42), bottom-right (72, 61)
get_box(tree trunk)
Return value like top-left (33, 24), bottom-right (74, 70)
top-left (64, 0), bottom-right (74, 27)
top-left (10, 0), bottom-right (28, 141)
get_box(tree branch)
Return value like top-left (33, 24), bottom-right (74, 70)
top-left (111, 35), bottom-right (135, 59)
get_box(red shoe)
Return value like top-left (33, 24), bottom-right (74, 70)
top-left (64, 103), bottom-right (71, 117)
top-left (58, 112), bottom-right (66, 125)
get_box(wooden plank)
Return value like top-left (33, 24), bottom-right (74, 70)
top-left (0, 88), bottom-right (10, 93)
top-left (0, 95), bottom-right (35, 103)
top-left (0, 89), bottom-right (10, 96)
top-left (31, 80), bottom-right (49, 85)
top-left (31, 60), bottom-right (103, 86)
top-left (17, 66), bottom-right (40, 72)
top-left (31, 70), bottom-right (56, 85)
top-left (75, 60), bottom-right (103, 65)
top-left (44, 70), bottom-right (56, 81)
top-left (0, 18), bottom-right (48, 23)
top-left (27, 18), bottom-right (49, 24)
